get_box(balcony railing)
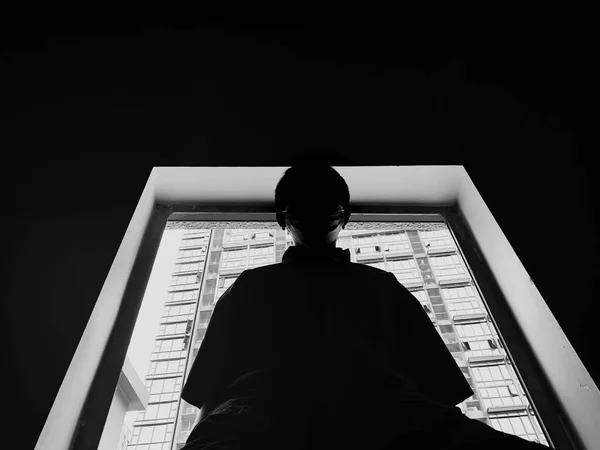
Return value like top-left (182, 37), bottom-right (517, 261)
top-left (468, 354), bottom-right (506, 365)
top-left (487, 404), bottom-right (528, 414)
top-left (437, 277), bottom-right (471, 286)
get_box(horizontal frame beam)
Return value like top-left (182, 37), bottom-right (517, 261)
top-left (167, 204), bottom-right (451, 224)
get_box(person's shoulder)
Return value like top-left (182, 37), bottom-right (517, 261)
top-left (234, 264), bottom-right (282, 284)
top-left (250, 260), bottom-right (388, 272)
top-left (328, 261), bottom-right (393, 284)
top-left (243, 262), bottom-right (284, 276)
top-left (248, 260), bottom-right (391, 280)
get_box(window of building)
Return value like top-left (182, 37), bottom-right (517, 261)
top-left (171, 274), bottom-right (198, 286)
top-left (166, 290), bottom-right (198, 303)
top-left (137, 401), bottom-right (179, 424)
top-left (177, 248), bottom-right (206, 264)
top-left (470, 363), bottom-right (513, 387)
top-left (163, 377), bottom-right (177, 393)
top-left (173, 262), bottom-right (202, 273)
top-left (149, 379), bottom-right (165, 395)
top-left (353, 234), bottom-right (380, 254)
top-left (379, 232), bottom-right (412, 253)
top-left (429, 255), bottom-right (471, 284)
top-left (455, 319), bottom-right (503, 359)
top-left (139, 426), bottom-right (153, 443)
top-left (223, 248), bottom-right (249, 259)
top-left (221, 259), bottom-right (246, 269)
top-left (148, 359), bottom-right (185, 376)
top-left (456, 320), bottom-right (491, 337)
top-left (221, 261), bottom-right (245, 270)
top-left (154, 361), bottom-right (168, 374)
top-left (167, 360), bottom-right (180, 373)
top-left (248, 256), bottom-right (274, 267)
top-left (441, 286), bottom-right (483, 317)
top-left (247, 246), bottom-right (275, 267)
top-left (195, 328), bottom-right (206, 341)
top-left (411, 290), bottom-right (435, 323)
top-left (479, 384), bottom-right (524, 409)
top-left (218, 276), bottom-right (237, 289)
top-left (153, 338), bottom-right (185, 354)
top-left (488, 410), bottom-right (543, 444)
top-left (183, 230), bottom-right (208, 237)
top-left (248, 245), bottom-right (274, 256)
top-left (178, 248), bottom-right (204, 257)
top-left (129, 423), bottom-right (174, 446)
top-left (224, 230), bottom-right (250, 243)
top-left (157, 320), bottom-right (190, 337)
top-left (144, 376), bottom-right (183, 404)
top-left (386, 258), bottom-right (422, 285)
top-left (180, 237), bottom-right (207, 248)
top-left (179, 415), bottom-right (194, 432)
top-left (439, 324), bottom-right (454, 334)
top-left (410, 289), bottom-right (425, 302)
top-left (157, 402), bottom-right (173, 420)
top-left (199, 311), bottom-right (212, 324)
top-left (387, 258), bottom-right (417, 271)
top-left (144, 404), bottom-right (159, 420)
top-left (251, 231), bottom-right (274, 240)
top-left (419, 229), bottom-right (455, 251)
top-left (163, 303), bottom-right (194, 321)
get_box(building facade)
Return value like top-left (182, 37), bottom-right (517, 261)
top-left (99, 356), bottom-right (148, 450)
top-left (125, 224), bottom-right (549, 450)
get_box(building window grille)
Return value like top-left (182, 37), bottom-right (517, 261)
top-left (430, 255), bottom-right (470, 284)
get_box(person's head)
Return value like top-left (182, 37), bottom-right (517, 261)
top-left (275, 160), bottom-right (351, 250)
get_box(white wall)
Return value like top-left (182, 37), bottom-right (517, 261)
top-left (456, 169), bottom-right (600, 449)
top-left (35, 172), bottom-right (158, 450)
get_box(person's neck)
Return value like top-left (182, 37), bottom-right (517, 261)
top-left (294, 242), bottom-right (337, 252)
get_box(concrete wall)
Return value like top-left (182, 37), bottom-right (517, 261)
top-left (98, 385), bottom-right (129, 450)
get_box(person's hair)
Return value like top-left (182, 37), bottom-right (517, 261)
top-left (274, 160), bottom-right (350, 212)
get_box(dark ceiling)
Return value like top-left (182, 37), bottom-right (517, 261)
top-left (1, 13), bottom-right (599, 448)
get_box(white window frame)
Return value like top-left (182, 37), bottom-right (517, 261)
top-left (36, 166), bottom-right (598, 450)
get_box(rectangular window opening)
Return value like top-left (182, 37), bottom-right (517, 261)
top-left (103, 212), bottom-right (552, 450)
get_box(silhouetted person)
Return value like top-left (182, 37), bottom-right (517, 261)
top-left (180, 162), bottom-right (548, 449)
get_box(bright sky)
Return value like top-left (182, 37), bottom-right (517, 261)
top-left (122, 229), bottom-right (184, 431)
top-left (127, 229), bottom-right (185, 380)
